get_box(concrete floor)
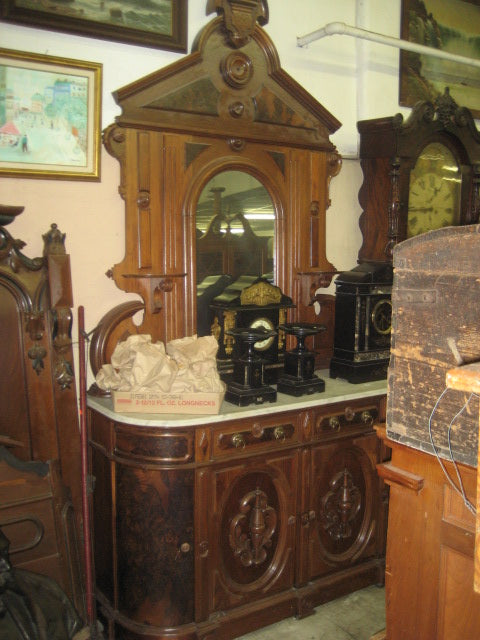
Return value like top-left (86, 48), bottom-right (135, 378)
top-left (236, 586), bottom-right (386, 640)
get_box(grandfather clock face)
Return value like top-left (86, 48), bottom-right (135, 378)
top-left (407, 142), bottom-right (462, 238)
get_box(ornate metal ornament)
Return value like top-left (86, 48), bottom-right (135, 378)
top-left (240, 280), bottom-right (282, 306)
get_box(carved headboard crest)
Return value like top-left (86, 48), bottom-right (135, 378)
top-left (206, 0), bottom-right (269, 47)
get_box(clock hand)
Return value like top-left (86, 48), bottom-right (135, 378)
top-left (408, 206), bottom-right (434, 213)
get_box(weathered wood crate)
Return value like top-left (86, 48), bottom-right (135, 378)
top-left (386, 224), bottom-right (480, 466)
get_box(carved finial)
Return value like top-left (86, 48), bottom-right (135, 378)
top-left (434, 87), bottom-right (458, 127)
top-left (42, 223), bottom-right (66, 256)
top-left (206, 0), bottom-right (269, 48)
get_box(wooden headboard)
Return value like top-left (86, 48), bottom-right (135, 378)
top-left (0, 205), bottom-right (83, 613)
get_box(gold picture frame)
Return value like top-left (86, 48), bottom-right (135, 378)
top-left (400, 0), bottom-right (480, 119)
top-left (1, 0), bottom-right (187, 53)
top-left (0, 48), bottom-right (102, 180)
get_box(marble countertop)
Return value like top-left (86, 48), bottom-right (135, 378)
top-left (87, 371), bottom-right (387, 427)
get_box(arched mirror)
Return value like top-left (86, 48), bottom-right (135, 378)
top-left (196, 170), bottom-right (275, 282)
top-left (195, 170), bottom-right (275, 336)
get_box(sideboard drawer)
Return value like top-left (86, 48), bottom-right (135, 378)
top-left (211, 414), bottom-right (299, 459)
top-left (312, 398), bottom-right (383, 441)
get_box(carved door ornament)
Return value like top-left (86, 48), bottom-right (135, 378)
top-left (229, 487), bottom-right (277, 566)
top-left (320, 468), bottom-right (361, 541)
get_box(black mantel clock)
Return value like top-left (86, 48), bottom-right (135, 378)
top-left (330, 262), bottom-right (393, 384)
top-left (210, 278), bottom-right (294, 381)
top-left (357, 88), bottom-right (480, 264)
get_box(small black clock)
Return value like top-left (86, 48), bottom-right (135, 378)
top-left (330, 262), bottom-right (393, 383)
top-left (209, 277), bottom-right (295, 381)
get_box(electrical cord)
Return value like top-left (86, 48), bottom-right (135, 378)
top-left (428, 387), bottom-right (478, 515)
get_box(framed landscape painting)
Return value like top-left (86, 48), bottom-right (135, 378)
top-left (400, 0), bottom-right (480, 118)
top-left (0, 48), bottom-right (102, 180)
top-left (1, 0), bottom-right (187, 52)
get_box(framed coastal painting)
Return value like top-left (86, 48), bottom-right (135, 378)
top-left (400, 0), bottom-right (480, 118)
top-left (0, 0), bottom-right (187, 52)
top-left (0, 48), bottom-right (102, 180)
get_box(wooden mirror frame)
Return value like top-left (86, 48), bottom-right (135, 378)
top-left (91, 0), bottom-right (342, 374)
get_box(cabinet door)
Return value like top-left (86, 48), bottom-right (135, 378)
top-left (199, 450), bottom-right (298, 616)
top-left (307, 433), bottom-right (380, 579)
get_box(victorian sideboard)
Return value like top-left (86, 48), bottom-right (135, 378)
top-left (88, 376), bottom-right (388, 640)
top-left (85, 3), bottom-right (389, 638)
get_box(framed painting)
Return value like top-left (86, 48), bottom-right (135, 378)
top-left (400, 0), bottom-right (480, 119)
top-left (0, 48), bottom-right (102, 180)
top-left (0, 0), bottom-right (187, 53)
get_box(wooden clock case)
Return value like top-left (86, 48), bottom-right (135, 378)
top-left (356, 88), bottom-right (480, 265)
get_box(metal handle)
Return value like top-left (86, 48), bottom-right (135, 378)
top-left (232, 433), bottom-right (246, 449)
top-left (329, 416), bottom-right (341, 431)
top-left (361, 410), bottom-right (373, 425)
top-left (273, 426), bottom-right (286, 441)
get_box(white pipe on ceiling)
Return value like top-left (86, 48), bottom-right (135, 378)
top-left (297, 21), bottom-right (480, 70)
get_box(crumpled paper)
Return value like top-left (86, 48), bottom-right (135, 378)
top-left (95, 334), bottom-right (225, 393)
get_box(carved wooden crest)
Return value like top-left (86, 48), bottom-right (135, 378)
top-left (206, 0), bottom-right (269, 48)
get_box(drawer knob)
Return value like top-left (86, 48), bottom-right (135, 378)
top-left (273, 426), bottom-right (286, 441)
top-left (361, 410), bottom-right (373, 425)
top-left (232, 433), bottom-right (246, 449)
top-left (344, 406), bottom-right (355, 421)
top-left (180, 542), bottom-right (191, 554)
top-left (329, 416), bottom-right (341, 431)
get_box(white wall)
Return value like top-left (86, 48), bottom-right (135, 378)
top-left (0, 0), bottom-right (405, 381)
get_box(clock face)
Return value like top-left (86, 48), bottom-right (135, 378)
top-left (407, 142), bottom-right (461, 238)
top-left (249, 316), bottom-right (276, 351)
top-left (371, 299), bottom-right (392, 336)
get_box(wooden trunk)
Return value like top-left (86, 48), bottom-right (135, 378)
top-left (387, 224), bottom-right (480, 465)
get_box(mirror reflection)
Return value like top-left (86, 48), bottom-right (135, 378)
top-left (196, 170), bottom-right (275, 336)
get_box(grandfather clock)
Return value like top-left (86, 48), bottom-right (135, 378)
top-left (357, 88), bottom-right (480, 264)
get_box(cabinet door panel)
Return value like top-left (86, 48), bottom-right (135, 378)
top-left (205, 452), bottom-right (298, 613)
top-left (308, 434), bottom-right (379, 578)
top-left (115, 465), bottom-right (195, 627)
